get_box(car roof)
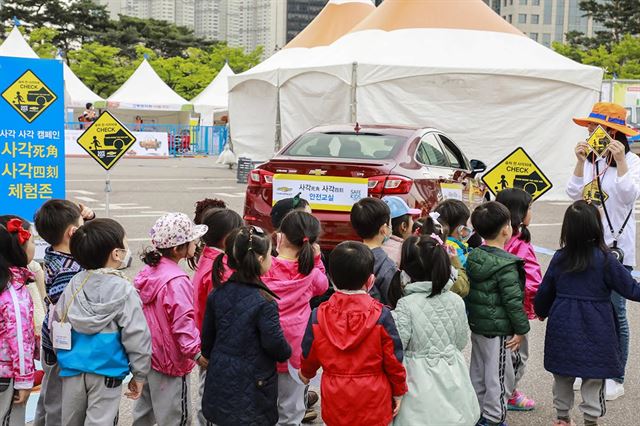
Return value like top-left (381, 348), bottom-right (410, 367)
top-left (307, 123), bottom-right (422, 138)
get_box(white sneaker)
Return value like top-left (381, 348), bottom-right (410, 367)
top-left (573, 378), bottom-right (581, 391)
top-left (605, 379), bottom-right (624, 401)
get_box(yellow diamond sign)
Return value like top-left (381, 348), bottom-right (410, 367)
top-left (482, 147), bottom-right (553, 201)
top-left (2, 70), bottom-right (57, 123)
top-left (587, 125), bottom-right (612, 157)
top-left (77, 111), bottom-right (136, 170)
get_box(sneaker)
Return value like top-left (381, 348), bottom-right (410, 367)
top-left (605, 379), bottom-right (624, 401)
top-left (573, 378), bottom-right (582, 391)
top-left (302, 409), bottom-right (318, 424)
top-left (476, 419), bottom-right (507, 426)
top-left (306, 390), bottom-right (319, 408)
top-left (508, 390), bottom-right (535, 411)
top-left (553, 419), bottom-right (576, 426)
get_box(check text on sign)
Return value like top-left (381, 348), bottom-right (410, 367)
top-left (272, 174), bottom-right (368, 212)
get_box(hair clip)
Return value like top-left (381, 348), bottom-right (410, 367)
top-left (430, 233), bottom-right (444, 246)
top-left (292, 192), bottom-right (302, 209)
top-left (6, 219), bottom-right (31, 245)
top-left (302, 237), bottom-right (309, 243)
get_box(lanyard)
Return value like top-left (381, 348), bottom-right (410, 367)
top-left (595, 161), bottom-right (633, 246)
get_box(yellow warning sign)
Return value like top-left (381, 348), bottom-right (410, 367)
top-left (582, 178), bottom-right (609, 205)
top-left (482, 147), bottom-right (552, 201)
top-left (76, 111), bottom-right (136, 170)
top-left (587, 125), bottom-right (613, 157)
top-left (2, 70), bottom-right (57, 123)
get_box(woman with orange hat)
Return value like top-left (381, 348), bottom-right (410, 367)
top-left (567, 102), bottom-right (640, 402)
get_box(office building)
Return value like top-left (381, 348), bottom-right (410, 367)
top-left (500, 0), bottom-right (600, 47)
top-left (286, 0), bottom-right (327, 43)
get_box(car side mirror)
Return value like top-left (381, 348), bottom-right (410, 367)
top-left (469, 159), bottom-right (487, 177)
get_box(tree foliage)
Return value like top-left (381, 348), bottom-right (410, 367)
top-left (553, 1), bottom-right (640, 78)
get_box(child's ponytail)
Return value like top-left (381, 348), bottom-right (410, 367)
top-left (0, 216), bottom-right (30, 292)
top-left (496, 188), bottom-right (533, 243)
top-left (141, 248), bottom-right (163, 267)
top-left (279, 211), bottom-right (321, 276)
top-left (226, 226), bottom-right (271, 284)
top-left (388, 235), bottom-right (452, 303)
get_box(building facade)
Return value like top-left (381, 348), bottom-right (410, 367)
top-left (498, 0), bottom-right (599, 47)
top-left (286, 0), bottom-right (326, 43)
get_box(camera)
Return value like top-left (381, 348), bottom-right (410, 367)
top-left (610, 245), bottom-right (625, 264)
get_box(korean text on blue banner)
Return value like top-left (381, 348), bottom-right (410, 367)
top-left (0, 57), bottom-right (64, 219)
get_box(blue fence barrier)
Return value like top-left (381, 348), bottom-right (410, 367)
top-left (65, 122), bottom-right (228, 157)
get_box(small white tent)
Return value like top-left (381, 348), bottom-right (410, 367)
top-left (228, 0), bottom-right (375, 157)
top-left (0, 26), bottom-right (104, 112)
top-left (191, 62), bottom-right (235, 126)
top-left (228, 0), bottom-right (603, 199)
top-left (106, 59), bottom-right (192, 124)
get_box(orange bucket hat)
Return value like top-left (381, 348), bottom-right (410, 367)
top-left (573, 102), bottom-right (639, 137)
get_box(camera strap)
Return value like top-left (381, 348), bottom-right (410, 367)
top-left (596, 161), bottom-right (633, 247)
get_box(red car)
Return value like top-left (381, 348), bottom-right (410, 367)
top-left (243, 124), bottom-right (488, 250)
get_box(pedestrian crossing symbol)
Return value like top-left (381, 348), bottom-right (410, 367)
top-left (2, 70), bottom-right (57, 123)
top-left (76, 111), bottom-right (136, 170)
top-left (582, 178), bottom-right (609, 206)
top-left (482, 147), bottom-right (553, 201)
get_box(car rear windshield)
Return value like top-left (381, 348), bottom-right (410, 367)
top-left (284, 132), bottom-right (406, 160)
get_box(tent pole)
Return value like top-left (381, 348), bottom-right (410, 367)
top-left (275, 75), bottom-right (282, 152)
top-left (351, 62), bottom-right (358, 123)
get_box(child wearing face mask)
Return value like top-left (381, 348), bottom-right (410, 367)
top-left (430, 200), bottom-right (473, 267)
top-left (133, 213), bottom-right (208, 426)
top-left (53, 219), bottom-right (151, 426)
top-left (350, 197), bottom-right (399, 305)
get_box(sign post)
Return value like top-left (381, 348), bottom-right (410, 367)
top-left (482, 147), bottom-right (553, 201)
top-left (76, 111), bottom-right (136, 216)
top-left (0, 57), bottom-right (64, 219)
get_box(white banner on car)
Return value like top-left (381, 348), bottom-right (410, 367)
top-left (272, 174), bottom-right (368, 212)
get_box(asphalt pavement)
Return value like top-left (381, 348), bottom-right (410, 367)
top-left (41, 156), bottom-right (640, 425)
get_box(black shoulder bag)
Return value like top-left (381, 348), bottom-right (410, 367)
top-left (596, 161), bottom-right (633, 264)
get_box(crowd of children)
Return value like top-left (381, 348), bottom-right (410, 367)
top-left (0, 184), bottom-right (638, 426)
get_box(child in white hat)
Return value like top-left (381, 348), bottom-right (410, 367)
top-left (132, 213), bottom-right (208, 425)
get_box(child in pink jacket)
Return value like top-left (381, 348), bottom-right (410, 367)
top-left (0, 217), bottom-right (36, 426)
top-left (263, 211), bottom-right (329, 426)
top-left (496, 189), bottom-right (541, 412)
top-left (133, 213), bottom-right (208, 426)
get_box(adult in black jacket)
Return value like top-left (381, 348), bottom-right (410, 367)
top-left (201, 227), bottom-right (291, 426)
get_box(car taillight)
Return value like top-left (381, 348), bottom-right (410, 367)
top-left (248, 169), bottom-right (274, 187)
top-left (368, 175), bottom-right (413, 195)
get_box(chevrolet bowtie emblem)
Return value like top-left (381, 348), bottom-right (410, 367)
top-left (309, 169), bottom-right (327, 176)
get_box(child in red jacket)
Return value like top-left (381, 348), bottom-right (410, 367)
top-left (299, 241), bottom-right (408, 426)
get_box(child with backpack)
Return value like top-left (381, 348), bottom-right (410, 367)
top-left (535, 201), bottom-right (640, 426)
top-left (0, 217), bottom-right (36, 426)
top-left (496, 188), bottom-right (541, 411)
top-left (133, 213), bottom-right (208, 425)
top-left (262, 211), bottom-right (329, 425)
top-left (299, 241), bottom-right (407, 426)
top-left (201, 226), bottom-right (291, 425)
top-left (388, 234), bottom-right (480, 425)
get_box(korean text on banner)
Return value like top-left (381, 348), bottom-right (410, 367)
top-left (0, 57), bottom-right (64, 219)
top-left (272, 174), bottom-right (368, 212)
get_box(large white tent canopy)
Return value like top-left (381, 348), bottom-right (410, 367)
top-left (0, 26), bottom-right (103, 110)
top-left (228, 0), bottom-right (376, 158)
top-left (228, 0), bottom-right (603, 199)
top-left (192, 62), bottom-right (235, 125)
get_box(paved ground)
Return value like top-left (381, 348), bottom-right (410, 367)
top-left (33, 157), bottom-right (640, 425)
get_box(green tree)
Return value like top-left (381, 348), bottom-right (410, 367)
top-left (28, 27), bottom-right (57, 58)
top-left (579, 0), bottom-right (640, 44)
top-left (67, 42), bottom-right (135, 98)
top-left (95, 15), bottom-right (216, 59)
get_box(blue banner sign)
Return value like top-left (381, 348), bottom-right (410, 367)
top-left (0, 56), bottom-right (64, 220)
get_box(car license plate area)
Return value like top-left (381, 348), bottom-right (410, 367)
top-left (272, 174), bottom-right (368, 212)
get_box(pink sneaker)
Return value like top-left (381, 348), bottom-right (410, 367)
top-left (507, 390), bottom-right (536, 411)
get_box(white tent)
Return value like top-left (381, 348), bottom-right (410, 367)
top-left (228, 0), bottom-right (603, 199)
top-left (0, 26), bottom-right (103, 112)
top-left (191, 62), bottom-right (235, 125)
top-left (228, 0), bottom-right (375, 157)
top-left (106, 58), bottom-right (192, 124)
